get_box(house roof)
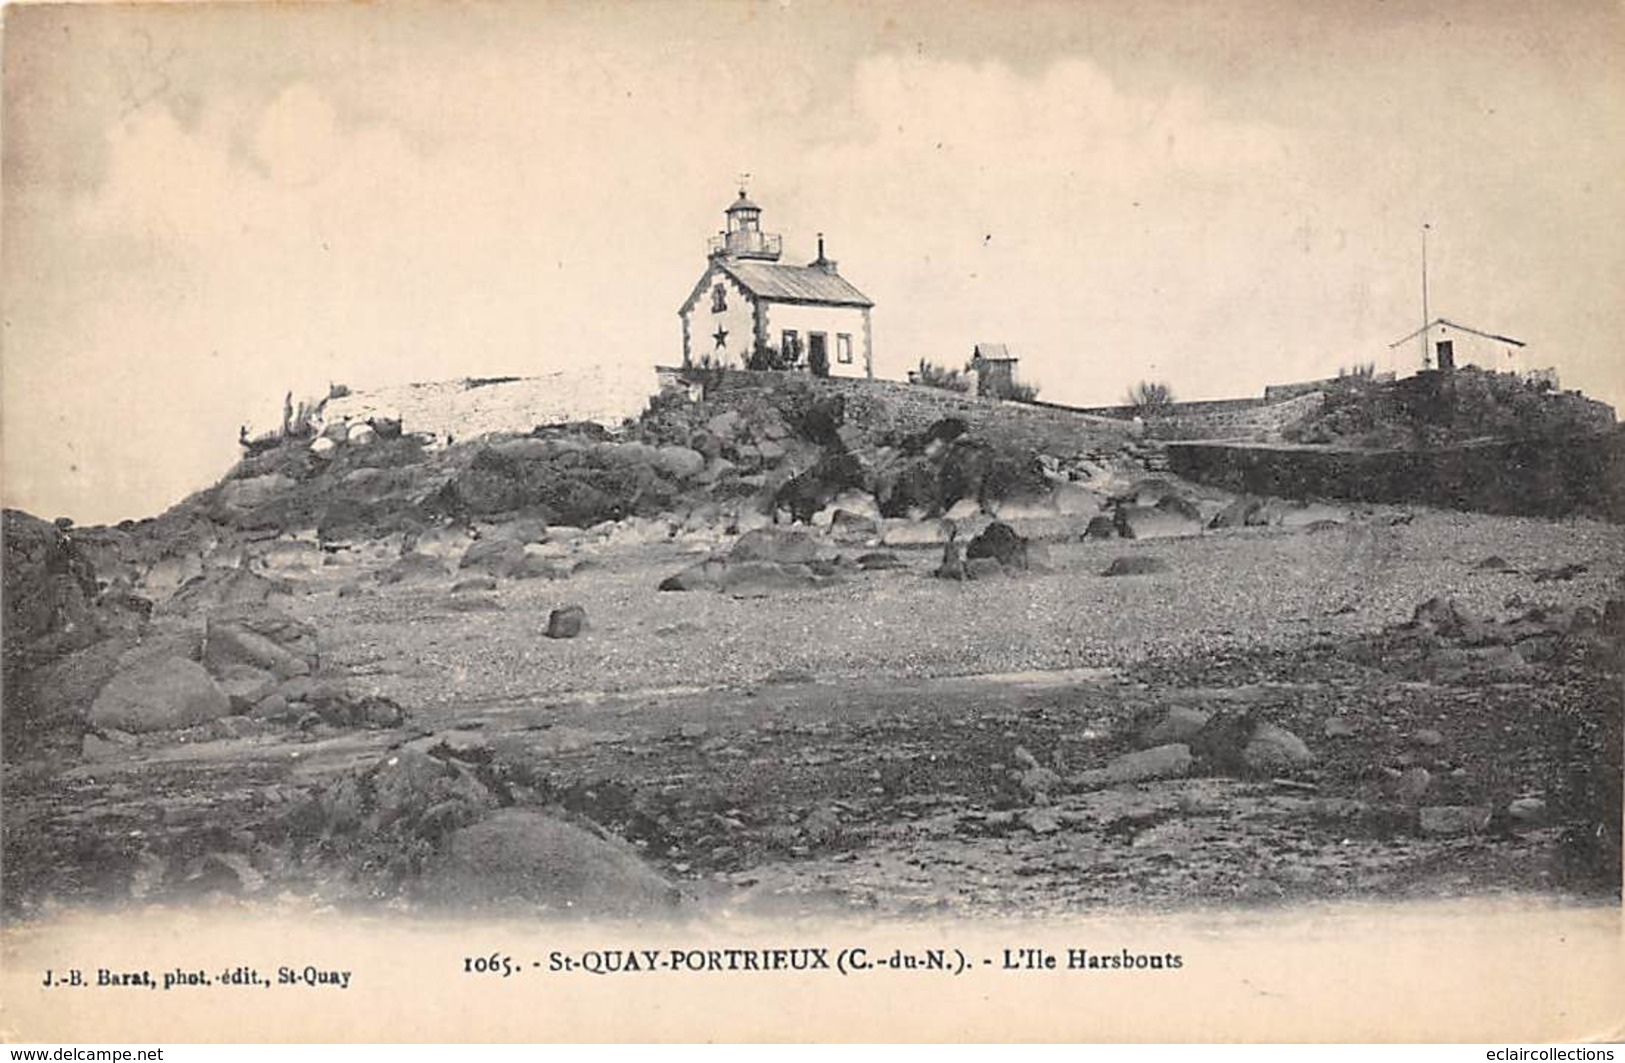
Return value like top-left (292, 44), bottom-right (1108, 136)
top-left (717, 259), bottom-right (874, 308)
top-left (972, 343), bottom-right (1015, 361)
top-left (1388, 317), bottom-right (1526, 349)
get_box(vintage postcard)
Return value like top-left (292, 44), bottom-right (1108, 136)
top-left (2, 0), bottom-right (1621, 1044)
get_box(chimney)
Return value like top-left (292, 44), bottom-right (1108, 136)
top-left (811, 232), bottom-right (839, 274)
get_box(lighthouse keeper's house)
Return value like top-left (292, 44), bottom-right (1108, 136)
top-left (678, 190), bottom-right (874, 379)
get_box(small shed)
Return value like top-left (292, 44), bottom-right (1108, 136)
top-left (1387, 318), bottom-right (1528, 376)
top-left (969, 343), bottom-right (1019, 399)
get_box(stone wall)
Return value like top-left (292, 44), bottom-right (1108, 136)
top-left (1166, 430), bottom-right (1625, 521)
top-left (703, 370), bottom-right (1135, 456)
top-left (317, 367), bottom-right (658, 442)
top-left (1070, 392), bottom-right (1327, 442)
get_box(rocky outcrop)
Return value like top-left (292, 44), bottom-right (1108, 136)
top-left (3, 511), bottom-right (153, 749)
top-left (1344, 595), bottom-right (1622, 681)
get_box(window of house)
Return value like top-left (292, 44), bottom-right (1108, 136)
top-left (781, 330), bottom-right (800, 363)
top-left (836, 334), bottom-right (853, 364)
top-left (711, 284), bottom-right (727, 313)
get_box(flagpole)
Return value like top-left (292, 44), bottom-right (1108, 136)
top-left (1420, 222), bottom-right (1431, 369)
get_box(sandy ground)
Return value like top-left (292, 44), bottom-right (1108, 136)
top-left (3, 507), bottom-right (1621, 920)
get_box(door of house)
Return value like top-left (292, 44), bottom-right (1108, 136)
top-left (807, 332), bottom-right (829, 377)
top-left (1435, 339), bottom-right (1455, 371)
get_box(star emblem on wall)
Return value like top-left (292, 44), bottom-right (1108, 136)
top-left (712, 326), bottom-right (728, 350)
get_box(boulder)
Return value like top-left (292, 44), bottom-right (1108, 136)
top-left (730, 527), bottom-right (819, 565)
top-left (1242, 722), bottom-right (1315, 773)
top-left (654, 445), bottom-right (707, 480)
top-left (943, 498), bottom-right (983, 522)
top-left (347, 423), bottom-right (377, 446)
top-left (1207, 496), bottom-right (1277, 529)
top-left (826, 489), bottom-right (880, 523)
top-left (203, 609), bottom-right (318, 679)
top-left (1115, 505), bottom-right (1202, 540)
top-left (418, 808), bottom-right (681, 915)
top-left (877, 456), bottom-right (942, 517)
top-left (459, 537), bottom-right (527, 577)
top-left (855, 551), bottom-right (907, 571)
top-left (218, 473), bottom-right (295, 513)
top-left (1126, 477), bottom-right (1178, 507)
top-left (1102, 555), bottom-right (1167, 577)
top-left (1143, 706), bottom-right (1211, 746)
top-left (646, 445), bottom-right (705, 484)
top-left (1188, 710), bottom-right (1255, 775)
top-left (1082, 515), bottom-right (1118, 540)
top-left (1053, 482), bottom-right (1105, 517)
top-left (89, 656), bottom-right (231, 733)
top-left (414, 525), bottom-right (477, 560)
top-left (168, 567), bottom-right (290, 611)
top-left (1153, 494), bottom-right (1203, 523)
top-left (658, 559), bottom-right (729, 592)
top-left (721, 561), bottom-right (820, 598)
top-left (212, 664), bottom-right (281, 710)
top-left (965, 521), bottom-right (1029, 569)
top-left (377, 552), bottom-right (449, 585)
top-left (545, 605), bottom-right (587, 639)
top-left (510, 556), bottom-right (569, 581)
top-left (142, 553), bottom-right (205, 598)
top-left (368, 415), bottom-right (403, 440)
top-left (251, 693), bottom-right (292, 721)
top-left (1278, 503), bottom-right (1348, 529)
top-left (1074, 744), bottom-right (1193, 788)
top-left (482, 518), bottom-right (550, 546)
top-left (828, 510), bottom-right (880, 542)
top-left (933, 539), bottom-right (967, 581)
top-left (706, 410), bottom-right (743, 441)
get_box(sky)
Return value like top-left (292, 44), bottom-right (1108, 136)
top-left (3, 0), bottom-right (1622, 524)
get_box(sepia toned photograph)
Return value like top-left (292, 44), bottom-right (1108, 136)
top-left (2, 0), bottom-right (1622, 1044)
